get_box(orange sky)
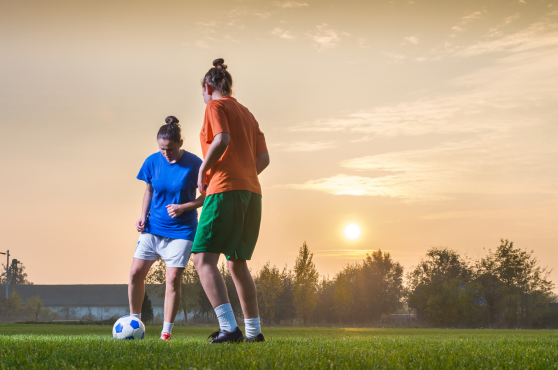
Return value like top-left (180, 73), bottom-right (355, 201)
top-left (1, 0), bottom-right (557, 288)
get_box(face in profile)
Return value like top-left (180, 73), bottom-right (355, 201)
top-left (158, 138), bottom-right (183, 163)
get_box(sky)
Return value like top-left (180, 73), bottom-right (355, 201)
top-left (1, 0), bottom-right (557, 287)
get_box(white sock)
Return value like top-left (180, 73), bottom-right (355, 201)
top-left (244, 317), bottom-right (261, 338)
top-left (130, 313), bottom-right (141, 320)
top-left (162, 321), bottom-right (173, 335)
top-left (214, 303), bottom-right (237, 332)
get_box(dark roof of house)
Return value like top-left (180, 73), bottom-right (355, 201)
top-left (0, 285), bottom-right (165, 307)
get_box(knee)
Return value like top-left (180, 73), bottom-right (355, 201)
top-left (166, 272), bottom-right (181, 288)
top-left (129, 268), bottom-right (145, 283)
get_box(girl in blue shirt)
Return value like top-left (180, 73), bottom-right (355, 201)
top-left (129, 116), bottom-right (204, 341)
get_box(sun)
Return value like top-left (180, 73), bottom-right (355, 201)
top-left (344, 223), bottom-right (361, 240)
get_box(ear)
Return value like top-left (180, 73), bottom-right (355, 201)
top-left (179, 139), bottom-right (184, 148)
top-left (205, 83), bottom-right (212, 95)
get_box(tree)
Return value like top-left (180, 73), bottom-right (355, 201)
top-left (407, 247), bottom-right (475, 326)
top-left (25, 295), bottom-right (43, 321)
top-left (274, 266), bottom-right (296, 324)
top-left (332, 274), bottom-right (353, 323)
top-left (180, 263), bottom-right (201, 323)
top-left (0, 262), bottom-right (32, 285)
top-left (256, 262), bottom-right (283, 324)
top-left (356, 250), bottom-right (404, 323)
top-left (142, 292), bottom-right (154, 323)
top-left (477, 239), bottom-right (554, 328)
top-left (293, 242), bottom-right (319, 324)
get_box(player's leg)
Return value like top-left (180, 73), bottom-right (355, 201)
top-left (191, 191), bottom-right (250, 343)
top-left (193, 251), bottom-right (244, 342)
top-left (193, 252), bottom-right (229, 307)
top-left (158, 238), bottom-right (192, 340)
top-left (129, 233), bottom-right (159, 318)
top-left (128, 258), bottom-right (156, 317)
top-left (227, 257), bottom-right (259, 319)
top-left (228, 192), bottom-right (264, 342)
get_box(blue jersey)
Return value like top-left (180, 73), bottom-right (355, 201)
top-left (137, 151), bottom-right (202, 240)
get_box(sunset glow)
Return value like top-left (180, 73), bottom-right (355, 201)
top-left (344, 224), bottom-right (361, 240)
top-left (1, 0), bottom-right (557, 286)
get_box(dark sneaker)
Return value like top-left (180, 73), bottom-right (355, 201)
top-left (245, 333), bottom-right (265, 343)
top-left (207, 326), bottom-right (244, 343)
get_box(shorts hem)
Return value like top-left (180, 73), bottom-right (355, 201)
top-left (133, 255), bottom-right (159, 261)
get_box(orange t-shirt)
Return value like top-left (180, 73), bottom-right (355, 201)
top-left (200, 96), bottom-right (268, 196)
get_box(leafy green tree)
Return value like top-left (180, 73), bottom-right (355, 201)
top-left (477, 239), bottom-right (554, 328)
top-left (314, 276), bottom-right (336, 324)
top-left (274, 266), bottom-right (296, 324)
top-left (407, 247), bottom-right (474, 326)
top-left (256, 262), bottom-right (283, 324)
top-left (141, 292), bottom-right (154, 323)
top-left (25, 295), bottom-right (43, 321)
top-left (293, 242), bottom-right (319, 324)
top-left (332, 274), bottom-right (353, 323)
top-left (1, 262), bottom-right (32, 285)
top-left (180, 263), bottom-right (201, 323)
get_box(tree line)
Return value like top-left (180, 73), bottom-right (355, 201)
top-left (146, 239), bottom-right (557, 328)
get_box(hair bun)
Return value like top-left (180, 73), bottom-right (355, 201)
top-left (213, 58), bottom-right (227, 70)
top-left (165, 116), bottom-right (179, 125)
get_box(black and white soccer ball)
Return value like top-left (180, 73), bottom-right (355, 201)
top-left (112, 316), bottom-right (145, 340)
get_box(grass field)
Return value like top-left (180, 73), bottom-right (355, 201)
top-left (1, 324), bottom-right (557, 369)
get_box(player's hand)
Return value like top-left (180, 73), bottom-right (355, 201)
top-left (198, 171), bottom-right (207, 195)
top-left (136, 217), bottom-right (146, 232)
top-left (166, 204), bottom-right (184, 218)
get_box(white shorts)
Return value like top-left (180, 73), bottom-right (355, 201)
top-left (133, 232), bottom-right (193, 268)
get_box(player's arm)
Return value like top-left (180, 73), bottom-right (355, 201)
top-left (136, 183), bottom-right (153, 232)
top-left (166, 194), bottom-right (206, 219)
top-left (197, 132), bottom-right (230, 194)
top-left (256, 152), bottom-right (270, 175)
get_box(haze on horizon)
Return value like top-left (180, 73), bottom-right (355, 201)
top-left (1, 0), bottom-right (557, 287)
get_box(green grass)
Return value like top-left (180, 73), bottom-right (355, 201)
top-left (1, 324), bottom-right (557, 369)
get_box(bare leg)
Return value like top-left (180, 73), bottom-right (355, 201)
top-left (227, 257), bottom-right (259, 319)
top-left (193, 252), bottom-right (229, 308)
top-left (128, 258), bottom-right (156, 314)
top-left (164, 267), bottom-right (184, 323)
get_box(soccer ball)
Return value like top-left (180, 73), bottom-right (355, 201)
top-left (112, 316), bottom-right (145, 340)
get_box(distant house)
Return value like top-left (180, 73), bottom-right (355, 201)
top-left (2, 284), bottom-right (185, 322)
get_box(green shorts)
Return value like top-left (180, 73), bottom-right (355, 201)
top-left (192, 190), bottom-right (262, 260)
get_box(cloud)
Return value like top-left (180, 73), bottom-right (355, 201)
top-left (449, 10), bottom-right (483, 35)
top-left (273, 1), bottom-right (309, 8)
top-left (308, 24), bottom-right (347, 51)
top-left (195, 40), bottom-right (210, 49)
top-left (272, 141), bottom-right (337, 152)
top-left (385, 52), bottom-right (407, 63)
top-left (357, 38), bottom-right (370, 49)
top-left (271, 27), bottom-right (297, 39)
top-left (403, 35), bottom-right (419, 45)
top-left (229, 8), bottom-right (271, 19)
top-left (285, 21), bottom-right (558, 201)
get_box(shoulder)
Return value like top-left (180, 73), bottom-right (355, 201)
top-left (144, 152), bottom-right (161, 164)
top-left (206, 100), bottom-right (226, 110)
top-left (182, 151), bottom-right (203, 166)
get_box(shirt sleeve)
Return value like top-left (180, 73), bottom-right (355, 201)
top-left (137, 157), bottom-right (153, 184)
top-left (203, 101), bottom-right (230, 144)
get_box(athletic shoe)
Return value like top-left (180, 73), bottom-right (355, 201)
top-left (161, 332), bottom-right (171, 341)
top-left (207, 326), bottom-right (244, 343)
top-left (245, 333), bottom-right (265, 343)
